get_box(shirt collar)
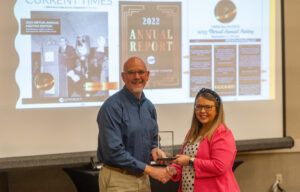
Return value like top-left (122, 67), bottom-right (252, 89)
top-left (121, 86), bottom-right (146, 104)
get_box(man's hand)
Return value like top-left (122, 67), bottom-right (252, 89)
top-left (67, 70), bottom-right (80, 82)
top-left (151, 148), bottom-right (168, 165)
top-left (144, 165), bottom-right (171, 184)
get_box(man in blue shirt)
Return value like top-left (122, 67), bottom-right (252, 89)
top-left (97, 57), bottom-right (171, 192)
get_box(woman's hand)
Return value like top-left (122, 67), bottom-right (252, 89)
top-left (166, 166), bottom-right (177, 177)
top-left (173, 154), bottom-right (191, 166)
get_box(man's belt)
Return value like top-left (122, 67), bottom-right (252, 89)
top-left (103, 164), bottom-right (144, 177)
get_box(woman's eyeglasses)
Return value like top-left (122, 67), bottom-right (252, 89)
top-left (194, 104), bottom-right (215, 112)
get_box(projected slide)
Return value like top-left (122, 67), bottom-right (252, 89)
top-left (188, 0), bottom-right (269, 98)
top-left (14, 0), bottom-right (274, 109)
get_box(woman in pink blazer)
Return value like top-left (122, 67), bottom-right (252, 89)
top-left (167, 88), bottom-right (240, 192)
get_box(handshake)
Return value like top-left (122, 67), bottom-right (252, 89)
top-left (145, 164), bottom-right (177, 184)
top-left (145, 148), bottom-right (181, 184)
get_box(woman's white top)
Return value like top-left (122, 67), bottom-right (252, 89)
top-left (181, 136), bottom-right (202, 192)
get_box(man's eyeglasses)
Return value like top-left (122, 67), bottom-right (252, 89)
top-left (124, 70), bottom-right (147, 76)
top-left (194, 104), bottom-right (215, 112)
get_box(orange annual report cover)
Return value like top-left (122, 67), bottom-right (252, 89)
top-left (119, 2), bottom-right (181, 89)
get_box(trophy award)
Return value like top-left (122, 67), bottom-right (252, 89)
top-left (157, 131), bottom-right (176, 161)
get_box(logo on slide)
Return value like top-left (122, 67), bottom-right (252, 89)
top-left (147, 56), bottom-right (156, 65)
top-left (34, 73), bottom-right (55, 91)
top-left (214, 0), bottom-right (237, 23)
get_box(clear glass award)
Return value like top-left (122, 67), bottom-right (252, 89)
top-left (157, 131), bottom-right (175, 161)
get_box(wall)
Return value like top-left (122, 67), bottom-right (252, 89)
top-left (235, 151), bottom-right (300, 191)
top-left (284, 0), bottom-right (300, 139)
top-left (233, 0), bottom-right (300, 191)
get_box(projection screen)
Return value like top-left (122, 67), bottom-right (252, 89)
top-left (0, 0), bottom-right (284, 158)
